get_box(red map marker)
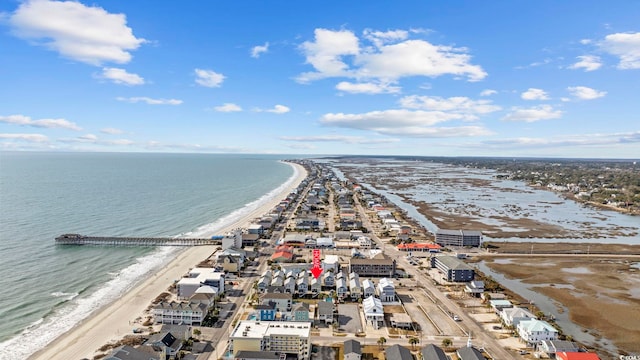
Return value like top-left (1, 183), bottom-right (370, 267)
top-left (311, 249), bottom-right (323, 279)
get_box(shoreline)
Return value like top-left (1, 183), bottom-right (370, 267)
top-left (28, 161), bottom-right (308, 360)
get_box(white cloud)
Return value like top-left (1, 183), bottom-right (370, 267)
top-left (567, 86), bottom-right (606, 100)
top-left (8, 0), bottom-right (145, 65)
top-left (362, 29), bottom-right (409, 48)
top-left (106, 139), bottom-right (134, 145)
top-left (319, 109), bottom-right (492, 138)
top-left (568, 55), bottom-right (602, 72)
top-left (521, 88), bottom-right (549, 101)
top-left (297, 28), bottom-right (360, 82)
top-left (600, 32), bottom-right (640, 69)
top-left (0, 114), bottom-right (81, 130)
top-left (335, 81), bottom-right (400, 94)
top-left (297, 28), bottom-right (486, 84)
top-left (482, 131), bottom-right (640, 148)
top-left (580, 39), bottom-right (592, 45)
top-left (100, 67), bottom-right (145, 85)
top-left (480, 89), bottom-right (497, 96)
top-left (251, 42), bottom-right (269, 58)
top-left (79, 134), bottom-right (98, 142)
top-left (214, 103), bottom-right (243, 112)
top-left (267, 105), bottom-right (290, 114)
top-left (116, 97), bottom-right (182, 105)
top-left (0, 133), bottom-right (49, 142)
top-left (194, 68), bottom-right (225, 87)
top-left (101, 127), bottom-right (124, 134)
top-left (399, 95), bottom-right (501, 118)
top-left (280, 135), bottom-right (398, 144)
top-left (503, 105), bottom-right (563, 122)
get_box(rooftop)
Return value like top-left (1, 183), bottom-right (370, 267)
top-left (231, 320), bottom-right (311, 338)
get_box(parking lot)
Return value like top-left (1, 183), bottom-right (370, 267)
top-left (336, 304), bottom-right (362, 333)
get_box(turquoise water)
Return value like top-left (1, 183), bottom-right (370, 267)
top-left (0, 152), bottom-right (296, 359)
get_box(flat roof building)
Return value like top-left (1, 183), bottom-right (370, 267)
top-left (431, 256), bottom-right (475, 282)
top-left (230, 320), bottom-right (311, 360)
top-left (435, 229), bottom-right (482, 247)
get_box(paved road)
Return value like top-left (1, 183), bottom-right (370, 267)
top-left (354, 194), bottom-right (519, 360)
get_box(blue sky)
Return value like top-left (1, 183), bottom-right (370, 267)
top-left (1, 0), bottom-right (639, 158)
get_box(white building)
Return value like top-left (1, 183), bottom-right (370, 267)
top-left (363, 296), bottom-right (384, 329)
top-left (222, 228), bottom-right (243, 250)
top-left (501, 307), bottom-right (537, 327)
top-left (377, 278), bottom-right (396, 302)
top-left (177, 269), bottom-right (225, 299)
top-left (154, 301), bottom-right (207, 325)
top-left (230, 320), bottom-right (312, 360)
top-left (322, 255), bottom-right (340, 273)
top-left (362, 279), bottom-right (375, 298)
top-left (517, 319), bottom-right (559, 346)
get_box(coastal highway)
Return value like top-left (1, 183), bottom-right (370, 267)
top-left (354, 193), bottom-right (520, 360)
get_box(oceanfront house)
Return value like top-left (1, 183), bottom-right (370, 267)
top-left (147, 327), bottom-right (188, 359)
top-left (500, 306), bottom-right (537, 327)
top-left (377, 278), bottom-right (396, 302)
top-left (385, 345), bottom-right (413, 360)
top-left (517, 319), bottom-right (559, 346)
top-left (316, 301), bottom-right (334, 324)
top-left (457, 346), bottom-right (485, 360)
top-left (431, 256), bottom-right (475, 282)
top-left (344, 339), bottom-right (362, 360)
top-left (362, 279), bottom-right (375, 298)
top-left (222, 229), bottom-right (243, 250)
top-left (435, 229), bottom-right (483, 247)
top-left (260, 292), bottom-right (292, 312)
top-left (229, 320), bottom-right (312, 360)
top-left (539, 340), bottom-right (580, 357)
top-left (177, 269), bottom-right (225, 299)
top-left (247, 224), bottom-right (264, 235)
top-left (349, 253), bottom-right (396, 277)
top-left (291, 302), bottom-right (311, 321)
top-left (464, 280), bottom-right (485, 297)
top-left (188, 288), bottom-right (216, 310)
top-left (421, 344), bottom-right (448, 360)
top-left (153, 301), bottom-right (207, 326)
top-left (105, 345), bottom-right (160, 360)
top-left (241, 233), bottom-right (260, 247)
top-left (363, 295), bottom-right (384, 329)
top-left (219, 254), bottom-right (241, 273)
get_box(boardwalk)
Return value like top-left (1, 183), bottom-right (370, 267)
top-left (55, 233), bottom-right (222, 246)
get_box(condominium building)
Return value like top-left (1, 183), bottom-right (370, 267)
top-left (230, 320), bottom-right (312, 360)
top-left (153, 301), bottom-right (207, 325)
top-left (349, 253), bottom-right (396, 277)
top-left (431, 256), bottom-right (475, 282)
top-left (435, 229), bottom-right (483, 247)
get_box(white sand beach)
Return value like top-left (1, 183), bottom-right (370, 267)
top-left (29, 162), bottom-right (307, 360)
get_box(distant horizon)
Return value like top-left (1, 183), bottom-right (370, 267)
top-left (2, 149), bottom-right (638, 161)
top-left (1, 1), bottom-right (639, 158)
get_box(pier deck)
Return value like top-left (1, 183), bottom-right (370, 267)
top-left (55, 234), bottom-right (222, 246)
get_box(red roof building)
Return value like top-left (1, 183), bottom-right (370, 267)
top-left (270, 251), bottom-right (294, 262)
top-left (556, 352), bottom-right (601, 360)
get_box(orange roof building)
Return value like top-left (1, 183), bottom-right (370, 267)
top-left (556, 352), bottom-right (601, 360)
top-left (397, 243), bottom-right (441, 252)
top-left (271, 251), bottom-right (294, 262)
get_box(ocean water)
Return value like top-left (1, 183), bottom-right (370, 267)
top-left (0, 152), bottom-right (297, 359)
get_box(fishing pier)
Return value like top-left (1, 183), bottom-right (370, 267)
top-left (55, 233), bottom-right (223, 247)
